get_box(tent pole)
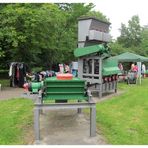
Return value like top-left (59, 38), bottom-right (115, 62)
top-left (137, 62), bottom-right (141, 85)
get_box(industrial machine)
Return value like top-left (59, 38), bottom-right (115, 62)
top-left (43, 77), bottom-right (88, 101)
top-left (30, 76), bottom-right (89, 102)
top-left (27, 74), bottom-right (96, 143)
top-left (28, 17), bottom-right (121, 143)
top-left (74, 17), bottom-right (120, 98)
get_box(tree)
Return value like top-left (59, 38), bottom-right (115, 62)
top-left (139, 25), bottom-right (148, 56)
top-left (0, 3), bottom-right (68, 68)
top-left (117, 15), bottom-right (142, 48)
top-left (109, 41), bottom-right (126, 56)
top-left (0, 3), bottom-right (108, 69)
top-left (85, 10), bottom-right (109, 22)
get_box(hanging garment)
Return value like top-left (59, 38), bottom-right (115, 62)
top-left (16, 66), bottom-right (20, 81)
top-left (9, 63), bottom-right (13, 77)
top-left (12, 64), bottom-right (17, 87)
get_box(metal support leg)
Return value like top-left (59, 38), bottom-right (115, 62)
top-left (77, 100), bottom-right (82, 113)
top-left (99, 92), bottom-right (102, 98)
top-left (97, 84), bottom-right (102, 98)
top-left (115, 81), bottom-right (117, 93)
top-left (40, 98), bottom-right (44, 114)
top-left (90, 106), bottom-right (96, 137)
top-left (34, 107), bottom-right (40, 144)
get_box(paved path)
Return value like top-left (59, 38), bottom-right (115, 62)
top-left (0, 87), bottom-right (24, 100)
top-left (38, 91), bottom-right (124, 145)
top-left (39, 109), bottom-right (107, 145)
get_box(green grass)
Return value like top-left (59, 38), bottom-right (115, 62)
top-left (0, 79), bottom-right (9, 87)
top-left (96, 79), bottom-right (148, 144)
top-left (0, 78), bottom-right (148, 144)
top-left (0, 98), bottom-right (33, 145)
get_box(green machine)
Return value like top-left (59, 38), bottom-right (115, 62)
top-left (75, 17), bottom-right (120, 98)
top-left (28, 77), bottom-right (89, 102)
top-left (28, 81), bottom-right (44, 93)
top-left (32, 76), bottom-right (96, 142)
top-left (43, 77), bottom-right (88, 101)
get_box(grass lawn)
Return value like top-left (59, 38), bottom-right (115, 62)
top-left (0, 78), bottom-right (148, 145)
top-left (0, 79), bottom-right (9, 87)
top-left (0, 98), bottom-right (34, 145)
top-left (96, 78), bottom-right (148, 144)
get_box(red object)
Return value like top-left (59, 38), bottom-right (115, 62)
top-left (104, 77), bottom-right (108, 82)
top-left (133, 65), bottom-right (138, 72)
top-left (115, 75), bottom-right (118, 80)
top-left (108, 77), bottom-right (112, 82)
top-left (56, 73), bottom-right (73, 80)
top-left (23, 83), bottom-right (29, 91)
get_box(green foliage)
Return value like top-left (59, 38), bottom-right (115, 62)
top-left (0, 79), bottom-right (9, 87)
top-left (140, 26), bottom-right (148, 56)
top-left (111, 15), bottom-right (148, 57)
top-left (0, 4), bottom-right (66, 67)
top-left (32, 67), bottom-right (43, 73)
top-left (0, 3), bottom-right (108, 69)
top-left (96, 79), bottom-right (148, 144)
top-left (85, 10), bottom-right (109, 22)
top-left (0, 49), bottom-right (5, 57)
top-left (0, 98), bottom-right (33, 144)
top-left (117, 15), bottom-right (142, 48)
top-left (109, 42), bottom-right (126, 56)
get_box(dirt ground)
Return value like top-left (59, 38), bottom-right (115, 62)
top-left (0, 86), bottom-right (122, 145)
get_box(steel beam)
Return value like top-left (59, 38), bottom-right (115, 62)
top-left (90, 106), bottom-right (96, 137)
top-left (34, 108), bottom-right (40, 142)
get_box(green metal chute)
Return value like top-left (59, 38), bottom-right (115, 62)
top-left (74, 44), bottom-right (109, 58)
top-left (43, 77), bottom-right (88, 100)
top-left (102, 58), bottom-right (120, 76)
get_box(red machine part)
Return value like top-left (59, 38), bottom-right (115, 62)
top-left (23, 83), bottom-right (29, 91)
top-left (103, 75), bottom-right (118, 83)
top-left (56, 73), bottom-right (73, 80)
top-left (108, 76), bottom-right (112, 82)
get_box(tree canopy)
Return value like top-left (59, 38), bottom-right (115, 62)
top-left (0, 3), bottom-right (108, 69)
top-left (117, 15), bottom-right (142, 48)
top-left (1, 4), bottom-right (147, 70)
top-left (111, 15), bottom-right (148, 58)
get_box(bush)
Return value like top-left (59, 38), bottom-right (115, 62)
top-left (0, 70), bottom-right (9, 79)
top-left (31, 67), bottom-right (43, 73)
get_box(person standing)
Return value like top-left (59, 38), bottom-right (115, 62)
top-left (131, 63), bottom-right (135, 71)
top-left (65, 64), bottom-right (70, 73)
top-left (141, 63), bottom-right (146, 78)
top-left (133, 63), bottom-right (138, 72)
top-left (118, 63), bottom-right (124, 72)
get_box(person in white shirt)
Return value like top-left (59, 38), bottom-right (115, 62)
top-left (141, 63), bottom-right (146, 78)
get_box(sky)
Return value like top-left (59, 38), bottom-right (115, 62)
top-left (1, 0), bottom-right (148, 39)
top-left (92, 0), bottom-right (148, 39)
